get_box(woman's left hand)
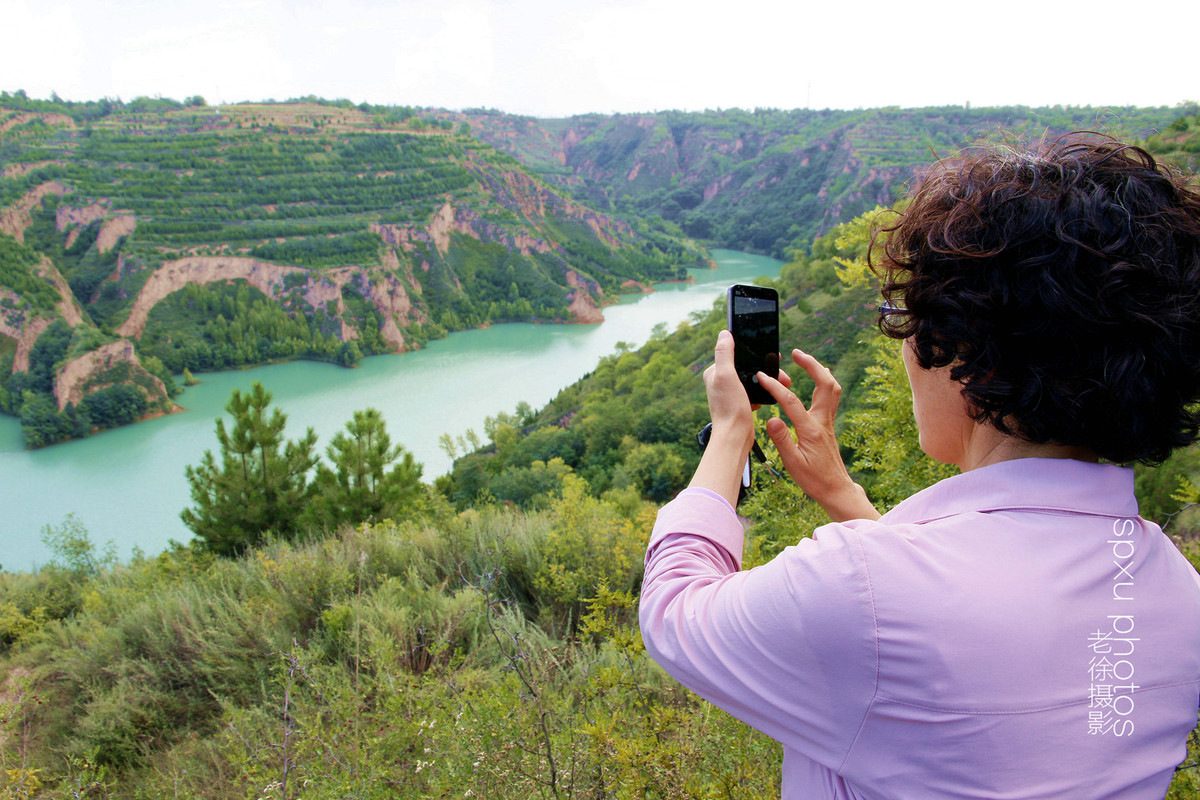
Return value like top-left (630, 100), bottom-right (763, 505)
top-left (757, 349), bottom-right (880, 522)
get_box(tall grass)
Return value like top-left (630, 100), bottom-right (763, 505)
top-left (4, 481), bottom-right (1198, 798)
top-left (0, 492), bottom-right (782, 799)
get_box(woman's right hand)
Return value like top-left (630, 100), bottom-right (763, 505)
top-left (757, 349), bottom-right (880, 522)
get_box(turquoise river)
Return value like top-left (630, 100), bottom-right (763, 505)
top-left (0, 250), bottom-right (782, 569)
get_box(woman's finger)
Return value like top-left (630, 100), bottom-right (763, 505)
top-left (792, 349), bottom-right (842, 423)
top-left (757, 369), bottom-right (812, 426)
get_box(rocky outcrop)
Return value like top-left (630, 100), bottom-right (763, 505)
top-left (116, 257), bottom-right (308, 339)
top-left (53, 339), bottom-right (170, 412)
top-left (2, 315), bottom-right (51, 374)
top-left (35, 257), bottom-right (85, 326)
top-left (373, 205), bottom-right (555, 262)
top-left (426, 202), bottom-right (459, 255)
top-left (114, 256), bottom-right (418, 352)
top-left (0, 257), bottom-right (84, 374)
top-left (2, 160), bottom-right (63, 179)
top-left (0, 181), bottom-right (68, 243)
top-left (96, 215), bottom-right (136, 254)
top-left (57, 200), bottom-right (111, 244)
top-left (466, 159), bottom-right (633, 252)
top-left (565, 269), bottom-right (603, 324)
top-left (0, 112), bottom-right (74, 135)
top-left (56, 200), bottom-right (136, 253)
top-left (369, 249), bottom-right (417, 349)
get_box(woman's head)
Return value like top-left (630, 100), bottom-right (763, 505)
top-left (874, 133), bottom-right (1200, 464)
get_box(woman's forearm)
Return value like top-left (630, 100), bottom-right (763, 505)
top-left (688, 424), bottom-right (754, 509)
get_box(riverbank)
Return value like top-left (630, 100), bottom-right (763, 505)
top-left (0, 250), bottom-right (783, 569)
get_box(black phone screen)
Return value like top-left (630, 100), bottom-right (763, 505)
top-left (727, 284), bottom-right (779, 405)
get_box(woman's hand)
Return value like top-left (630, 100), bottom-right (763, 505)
top-left (701, 330), bottom-right (755, 436)
top-left (758, 349), bottom-right (880, 522)
top-left (688, 330), bottom-right (764, 506)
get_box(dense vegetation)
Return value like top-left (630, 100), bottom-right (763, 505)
top-left (4, 194), bottom-right (1200, 797)
top-left (0, 235), bottom-right (59, 316)
top-left (0, 97), bottom-right (704, 447)
top-left (137, 280), bottom-right (360, 372)
top-left (457, 104), bottom-right (1196, 259)
top-left (3, 101), bottom-right (1200, 796)
top-left (0, 315), bottom-right (178, 448)
top-left (1144, 111), bottom-right (1200, 172)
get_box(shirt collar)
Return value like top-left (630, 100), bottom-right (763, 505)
top-left (880, 458), bottom-right (1140, 524)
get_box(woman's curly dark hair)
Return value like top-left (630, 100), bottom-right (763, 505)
top-left (873, 133), bottom-right (1200, 464)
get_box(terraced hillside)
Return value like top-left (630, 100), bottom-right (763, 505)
top-left (0, 99), bottom-right (703, 446)
top-left (451, 104), bottom-right (1194, 257)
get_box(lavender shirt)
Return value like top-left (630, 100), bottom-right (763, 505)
top-left (640, 459), bottom-right (1200, 799)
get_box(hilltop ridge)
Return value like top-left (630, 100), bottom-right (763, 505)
top-left (449, 103), bottom-right (1193, 257)
top-left (0, 98), bottom-right (702, 446)
top-left (0, 94), bottom-right (1192, 448)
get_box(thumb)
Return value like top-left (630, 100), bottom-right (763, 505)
top-left (765, 416), bottom-right (793, 450)
top-left (714, 329), bottom-right (735, 367)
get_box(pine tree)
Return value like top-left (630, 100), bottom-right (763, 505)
top-left (181, 382), bottom-right (317, 556)
top-left (303, 408), bottom-right (423, 530)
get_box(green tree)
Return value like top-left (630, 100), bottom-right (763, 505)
top-left (622, 441), bottom-right (688, 503)
top-left (824, 202), bottom-right (956, 509)
top-left (40, 514), bottom-right (116, 577)
top-left (181, 382), bottom-right (317, 556)
top-left (19, 391), bottom-right (87, 447)
top-left (303, 408), bottom-right (423, 530)
top-left (841, 338), bottom-right (957, 510)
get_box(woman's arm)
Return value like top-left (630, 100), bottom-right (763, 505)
top-left (639, 489), bottom-right (879, 767)
top-left (687, 330), bottom-right (757, 507)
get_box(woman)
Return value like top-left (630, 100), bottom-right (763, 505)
top-left (639, 135), bottom-right (1200, 799)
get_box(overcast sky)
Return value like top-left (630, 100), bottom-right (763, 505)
top-left (3, 0), bottom-right (1196, 118)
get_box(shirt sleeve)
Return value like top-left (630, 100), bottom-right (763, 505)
top-left (639, 487), bottom-right (880, 772)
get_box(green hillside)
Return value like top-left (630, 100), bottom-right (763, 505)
top-left (452, 104), bottom-right (1194, 258)
top-left (3, 94), bottom-right (1192, 449)
top-left (4, 200), bottom-right (1200, 798)
top-left (1144, 111), bottom-right (1200, 172)
top-left (0, 95), bottom-right (704, 447)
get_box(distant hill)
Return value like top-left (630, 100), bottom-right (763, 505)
top-left (0, 96), bottom-right (704, 446)
top-left (1143, 111), bottom-right (1200, 172)
top-left (1, 93), bottom-right (1192, 448)
top-left (446, 104), bottom-right (1195, 258)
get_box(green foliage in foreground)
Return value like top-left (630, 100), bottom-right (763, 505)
top-left (182, 383), bottom-right (425, 556)
top-left (182, 383), bottom-right (319, 556)
top-left (0, 484), bottom-right (785, 799)
top-left (5, 466), bottom-right (1199, 797)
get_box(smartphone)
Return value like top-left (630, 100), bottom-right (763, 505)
top-left (726, 284), bottom-right (780, 405)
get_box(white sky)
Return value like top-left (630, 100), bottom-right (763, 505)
top-left (2, 0), bottom-right (1196, 118)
